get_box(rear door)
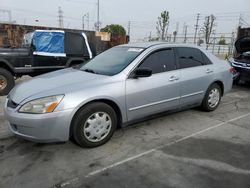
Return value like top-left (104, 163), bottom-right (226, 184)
top-left (175, 47), bottom-right (214, 107)
top-left (126, 48), bottom-right (181, 122)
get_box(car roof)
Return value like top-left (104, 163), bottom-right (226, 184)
top-left (119, 42), bottom-right (200, 49)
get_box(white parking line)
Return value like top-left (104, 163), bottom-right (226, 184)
top-left (56, 112), bottom-right (250, 187)
top-left (85, 112), bottom-right (250, 178)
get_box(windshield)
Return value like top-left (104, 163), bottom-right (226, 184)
top-left (22, 32), bottom-right (34, 47)
top-left (80, 46), bottom-right (144, 75)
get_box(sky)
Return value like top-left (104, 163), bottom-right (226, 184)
top-left (1, 0), bottom-right (250, 42)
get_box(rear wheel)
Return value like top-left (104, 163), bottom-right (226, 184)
top-left (0, 68), bottom-right (14, 96)
top-left (72, 102), bottom-right (117, 148)
top-left (201, 83), bottom-right (222, 111)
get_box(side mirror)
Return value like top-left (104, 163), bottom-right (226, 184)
top-left (132, 68), bottom-right (152, 78)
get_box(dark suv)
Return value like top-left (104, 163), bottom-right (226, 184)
top-left (229, 36), bottom-right (250, 84)
top-left (0, 30), bottom-right (96, 95)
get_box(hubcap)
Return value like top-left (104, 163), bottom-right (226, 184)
top-left (208, 88), bottom-right (220, 108)
top-left (0, 75), bottom-right (7, 90)
top-left (83, 112), bottom-right (112, 142)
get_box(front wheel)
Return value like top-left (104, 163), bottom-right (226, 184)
top-left (201, 83), bottom-right (222, 111)
top-left (72, 102), bottom-right (117, 148)
top-left (0, 68), bottom-right (15, 96)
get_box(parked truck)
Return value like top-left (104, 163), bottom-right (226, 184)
top-left (0, 30), bottom-right (96, 95)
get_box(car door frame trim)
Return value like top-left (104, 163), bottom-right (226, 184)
top-left (129, 91), bottom-right (204, 111)
top-left (181, 91), bottom-right (204, 98)
top-left (129, 96), bottom-right (180, 111)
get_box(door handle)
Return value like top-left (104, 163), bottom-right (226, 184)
top-left (169, 76), bottom-right (179, 81)
top-left (206, 69), bottom-right (214, 74)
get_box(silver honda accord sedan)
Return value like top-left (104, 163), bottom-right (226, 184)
top-left (4, 42), bottom-right (233, 147)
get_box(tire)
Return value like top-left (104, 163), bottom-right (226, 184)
top-left (201, 83), bottom-right (222, 112)
top-left (0, 68), bottom-right (14, 96)
top-left (72, 102), bottom-right (117, 148)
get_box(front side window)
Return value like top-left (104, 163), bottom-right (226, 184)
top-left (139, 49), bottom-right (176, 74)
top-left (176, 47), bottom-right (204, 69)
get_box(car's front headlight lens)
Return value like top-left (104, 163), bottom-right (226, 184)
top-left (19, 95), bottom-right (64, 114)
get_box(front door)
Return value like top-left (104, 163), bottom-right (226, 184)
top-left (126, 48), bottom-right (180, 122)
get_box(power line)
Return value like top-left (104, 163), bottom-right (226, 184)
top-left (60, 0), bottom-right (95, 5)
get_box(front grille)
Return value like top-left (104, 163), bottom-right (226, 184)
top-left (232, 62), bottom-right (250, 69)
top-left (7, 99), bottom-right (18, 109)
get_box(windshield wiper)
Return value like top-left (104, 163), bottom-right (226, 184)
top-left (82, 68), bottom-right (96, 74)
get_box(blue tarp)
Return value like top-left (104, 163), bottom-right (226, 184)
top-left (33, 31), bottom-right (64, 53)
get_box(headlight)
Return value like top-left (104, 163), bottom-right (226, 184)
top-left (19, 95), bottom-right (64, 114)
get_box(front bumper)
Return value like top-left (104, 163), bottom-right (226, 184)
top-left (234, 67), bottom-right (250, 82)
top-left (230, 60), bottom-right (250, 82)
top-left (4, 100), bottom-right (74, 143)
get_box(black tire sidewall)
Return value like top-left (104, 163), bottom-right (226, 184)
top-left (72, 102), bottom-right (117, 148)
top-left (202, 83), bottom-right (222, 111)
top-left (0, 68), bottom-right (14, 96)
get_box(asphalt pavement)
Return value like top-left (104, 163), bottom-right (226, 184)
top-left (0, 79), bottom-right (250, 188)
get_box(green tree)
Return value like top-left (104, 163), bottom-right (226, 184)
top-left (218, 36), bottom-right (226, 45)
top-left (101, 24), bottom-right (126, 35)
top-left (156, 11), bottom-right (170, 41)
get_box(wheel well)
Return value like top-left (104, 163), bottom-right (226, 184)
top-left (0, 62), bottom-right (13, 74)
top-left (69, 99), bottom-right (123, 138)
top-left (214, 81), bottom-right (224, 96)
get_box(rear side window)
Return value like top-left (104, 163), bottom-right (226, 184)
top-left (64, 32), bottom-right (88, 56)
top-left (139, 49), bottom-right (176, 74)
top-left (176, 47), bottom-right (204, 69)
top-left (202, 53), bottom-right (213, 65)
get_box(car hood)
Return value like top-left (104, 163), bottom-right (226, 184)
top-left (9, 68), bottom-right (109, 104)
top-left (235, 36), bottom-right (250, 54)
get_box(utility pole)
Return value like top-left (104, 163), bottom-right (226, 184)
top-left (148, 31), bottom-right (152, 41)
top-left (173, 22), bottom-right (179, 43)
top-left (82, 15), bottom-right (85, 30)
top-left (128, 21), bottom-right (131, 36)
top-left (96, 0), bottom-right (100, 31)
top-left (238, 14), bottom-right (243, 28)
top-left (86, 13), bottom-right (90, 30)
top-left (0, 9), bottom-right (16, 23)
top-left (212, 32), bottom-right (216, 54)
top-left (194, 13), bottom-right (200, 44)
top-left (82, 13), bottom-right (89, 30)
top-left (229, 31), bottom-right (235, 55)
top-left (58, 7), bottom-right (64, 28)
top-left (183, 23), bottom-right (188, 43)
